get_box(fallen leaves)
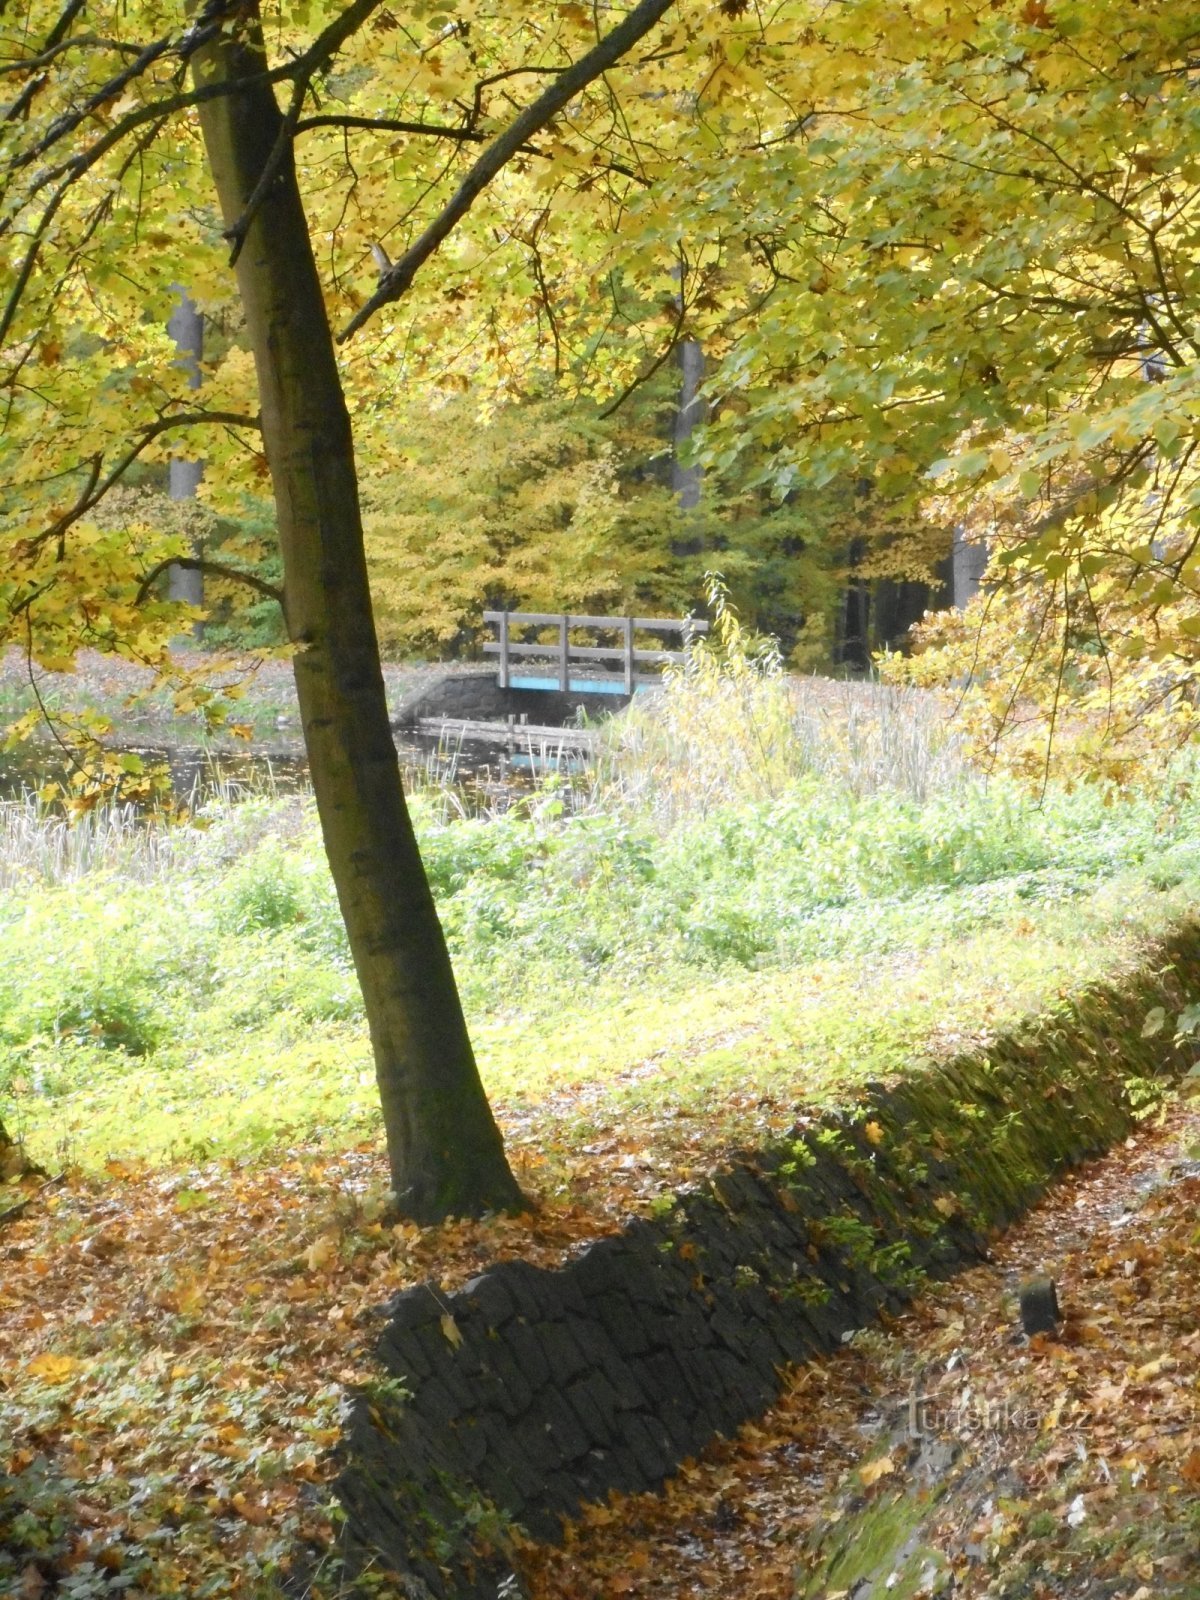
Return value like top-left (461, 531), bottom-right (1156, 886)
top-left (0, 1122), bottom-right (702, 1596)
top-left (857, 1453), bottom-right (895, 1486)
top-left (523, 1100), bottom-right (1200, 1600)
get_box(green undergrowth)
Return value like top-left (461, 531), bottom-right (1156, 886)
top-left (3, 746), bottom-right (1200, 1176)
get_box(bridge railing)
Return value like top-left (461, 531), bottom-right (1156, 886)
top-left (482, 611), bottom-right (708, 695)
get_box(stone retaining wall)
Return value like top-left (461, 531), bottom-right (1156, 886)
top-left (392, 668), bottom-right (632, 729)
top-left (335, 926), bottom-right (1200, 1599)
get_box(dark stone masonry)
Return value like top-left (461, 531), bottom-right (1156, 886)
top-left (334, 926), bottom-right (1200, 1599)
top-left (392, 668), bottom-right (632, 730)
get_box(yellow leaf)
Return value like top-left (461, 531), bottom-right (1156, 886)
top-left (305, 1234), bottom-right (338, 1272)
top-left (864, 1120), bottom-right (885, 1146)
top-left (28, 1352), bottom-right (82, 1384)
top-left (440, 1312), bottom-right (463, 1349)
top-left (933, 1194), bottom-right (959, 1217)
top-left (176, 1280), bottom-right (205, 1316)
top-left (1134, 1353), bottom-right (1174, 1381)
top-left (858, 1453), bottom-right (895, 1486)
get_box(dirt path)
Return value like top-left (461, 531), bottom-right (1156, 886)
top-left (521, 1101), bottom-right (1200, 1600)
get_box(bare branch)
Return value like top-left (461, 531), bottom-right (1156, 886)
top-left (135, 557), bottom-right (283, 609)
top-left (338, 0), bottom-right (676, 341)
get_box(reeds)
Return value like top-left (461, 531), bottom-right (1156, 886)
top-left (596, 580), bottom-right (969, 828)
top-left (0, 793), bottom-right (172, 891)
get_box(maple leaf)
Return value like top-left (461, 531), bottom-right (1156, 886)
top-left (1021, 0), bottom-right (1054, 26)
top-left (27, 1352), bottom-right (83, 1384)
top-left (305, 1234), bottom-right (338, 1272)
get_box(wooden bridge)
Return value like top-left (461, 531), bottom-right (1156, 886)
top-left (482, 610), bottom-right (708, 696)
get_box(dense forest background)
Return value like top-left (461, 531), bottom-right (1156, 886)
top-left (132, 341), bottom-right (955, 669)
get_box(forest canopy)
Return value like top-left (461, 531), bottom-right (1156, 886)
top-left (1, 0), bottom-right (1198, 776)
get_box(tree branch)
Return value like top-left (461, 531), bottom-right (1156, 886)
top-left (224, 76), bottom-right (307, 265)
top-left (26, 410), bottom-right (261, 554)
top-left (1, 0), bottom-right (89, 122)
top-left (599, 298), bottom-right (687, 418)
top-left (338, 0), bottom-right (676, 342)
top-left (13, 31), bottom-right (178, 169)
top-left (135, 557), bottom-right (283, 609)
top-left (8, 0), bottom-right (384, 194)
top-left (294, 111), bottom-right (648, 189)
top-left (1, 32), bottom-right (146, 78)
top-left (295, 113), bottom-right (489, 141)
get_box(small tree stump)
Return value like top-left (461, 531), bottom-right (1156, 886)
top-left (1019, 1275), bottom-right (1061, 1336)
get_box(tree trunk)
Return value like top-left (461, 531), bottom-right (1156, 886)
top-left (167, 286), bottom-right (206, 641)
top-left (0, 1118), bottom-right (33, 1183)
top-left (951, 525), bottom-right (987, 608)
top-left (671, 339), bottom-right (706, 512)
top-left (192, 15), bottom-right (524, 1222)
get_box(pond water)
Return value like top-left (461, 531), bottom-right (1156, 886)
top-left (0, 729), bottom-right (586, 812)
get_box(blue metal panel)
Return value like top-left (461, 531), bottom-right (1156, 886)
top-left (509, 675), bottom-right (630, 695)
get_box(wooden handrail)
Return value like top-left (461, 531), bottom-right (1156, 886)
top-left (482, 609), bottom-right (707, 692)
top-left (483, 610), bottom-right (707, 633)
top-left (481, 642), bottom-right (689, 663)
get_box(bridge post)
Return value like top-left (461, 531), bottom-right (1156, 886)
top-left (623, 615), bottom-right (634, 694)
top-left (558, 615), bottom-right (570, 692)
top-left (498, 610), bottom-right (509, 689)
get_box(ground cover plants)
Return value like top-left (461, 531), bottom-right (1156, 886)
top-left (3, 620), bottom-right (1200, 1179)
top-left (4, 633), bottom-right (1200, 1597)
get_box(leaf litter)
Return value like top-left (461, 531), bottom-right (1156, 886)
top-left (521, 1100), bottom-right (1200, 1600)
top-left (3, 1097), bottom-right (1200, 1597)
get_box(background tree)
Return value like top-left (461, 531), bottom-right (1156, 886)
top-left (633, 0), bottom-right (1200, 772)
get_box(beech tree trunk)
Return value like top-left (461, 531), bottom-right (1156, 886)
top-left (671, 339), bottom-right (706, 512)
top-left (192, 17), bottom-right (524, 1222)
top-left (166, 286), bottom-right (206, 638)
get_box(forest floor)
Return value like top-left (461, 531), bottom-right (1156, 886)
top-left (3, 1090), bottom-right (1199, 1597)
top-left (523, 1097), bottom-right (1200, 1600)
top-left (0, 648), bottom-right (473, 748)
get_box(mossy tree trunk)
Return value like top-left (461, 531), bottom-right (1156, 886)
top-left (192, 13), bottom-right (524, 1223)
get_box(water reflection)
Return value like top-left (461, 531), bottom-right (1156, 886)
top-left (0, 730), bottom-right (587, 814)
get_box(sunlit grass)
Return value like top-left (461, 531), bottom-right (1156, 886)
top-left (7, 863), bottom-right (1189, 1175)
top-left (3, 603), bottom-right (1200, 1179)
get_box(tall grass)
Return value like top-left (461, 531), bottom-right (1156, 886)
top-left (597, 579), bottom-right (967, 827)
top-left (0, 725), bottom-right (528, 893)
top-left (0, 795), bottom-right (172, 891)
